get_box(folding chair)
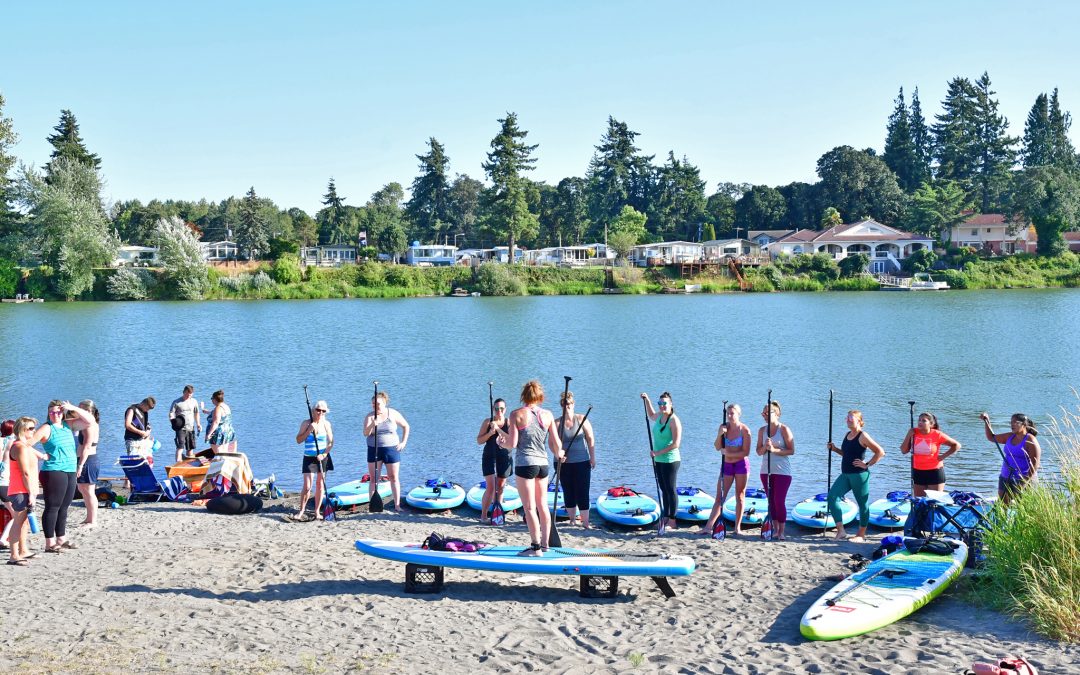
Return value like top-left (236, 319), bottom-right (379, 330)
top-left (118, 455), bottom-right (166, 502)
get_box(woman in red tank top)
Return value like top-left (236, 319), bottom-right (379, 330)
top-left (7, 417), bottom-right (46, 566)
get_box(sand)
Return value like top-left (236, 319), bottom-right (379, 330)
top-left (1, 497), bottom-right (1076, 674)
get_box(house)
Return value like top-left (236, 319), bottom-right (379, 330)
top-left (1064, 232), bottom-right (1080, 252)
top-left (526, 243), bottom-right (615, 266)
top-left (949, 214), bottom-right (1036, 254)
top-left (454, 247), bottom-right (523, 266)
top-left (747, 230), bottom-right (795, 250)
top-left (200, 240), bottom-right (239, 262)
top-left (702, 239), bottom-right (761, 260)
top-left (770, 219), bottom-right (934, 274)
top-left (299, 244), bottom-right (357, 267)
top-left (113, 245), bottom-right (159, 267)
top-left (406, 243), bottom-right (458, 266)
top-left (629, 241), bottom-right (704, 267)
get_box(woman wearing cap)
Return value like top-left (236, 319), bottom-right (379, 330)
top-left (75, 400), bottom-right (102, 528)
top-left (31, 400), bottom-right (95, 553)
top-left (295, 400), bottom-right (334, 522)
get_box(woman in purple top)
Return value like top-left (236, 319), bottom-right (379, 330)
top-left (980, 412), bottom-right (1041, 505)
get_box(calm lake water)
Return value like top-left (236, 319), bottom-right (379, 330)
top-left (1, 291), bottom-right (1077, 505)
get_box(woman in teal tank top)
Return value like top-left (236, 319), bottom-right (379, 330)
top-left (642, 391), bottom-right (682, 533)
top-left (31, 400), bottom-right (95, 552)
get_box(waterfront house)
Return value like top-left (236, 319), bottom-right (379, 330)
top-left (748, 230), bottom-right (795, 250)
top-left (948, 214), bottom-right (1035, 254)
top-left (406, 243), bottom-right (458, 266)
top-left (200, 240), bottom-right (239, 262)
top-left (526, 243), bottom-right (615, 266)
top-left (113, 245), bottom-right (160, 267)
top-left (299, 244), bottom-right (357, 267)
top-left (629, 241), bottom-right (704, 267)
top-left (702, 239), bottom-right (761, 260)
top-left (770, 219), bottom-right (934, 274)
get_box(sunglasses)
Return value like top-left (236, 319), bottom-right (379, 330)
top-left (657, 400), bottom-right (670, 407)
top-left (495, 406), bottom-right (506, 411)
top-left (49, 409), bottom-right (63, 415)
top-left (315, 409), bottom-right (327, 413)
top-left (25, 426), bottom-right (36, 431)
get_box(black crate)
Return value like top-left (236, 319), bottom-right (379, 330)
top-left (404, 563), bottom-right (444, 593)
top-left (579, 575), bottom-right (619, 598)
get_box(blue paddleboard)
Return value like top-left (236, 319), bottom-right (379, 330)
top-left (791, 493), bottom-right (858, 529)
top-left (722, 487), bottom-right (769, 524)
top-left (595, 487), bottom-right (660, 526)
top-left (405, 479), bottom-right (466, 511)
top-left (327, 475), bottom-right (392, 507)
top-left (466, 481), bottom-right (523, 512)
top-left (674, 486), bottom-right (714, 522)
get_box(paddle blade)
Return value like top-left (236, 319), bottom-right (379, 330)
top-left (548, 522), bottom-right (562, 548)
top-left (712, 519), bottom-right (726, 542)
top-left (760, 519), bottom-right (773, 541)
top-left (490, 501), bottom-right (505, 526)
top-left (369, 487), bottom-right (384, 513)
top-left (322, 499), bottom-right (336, 522)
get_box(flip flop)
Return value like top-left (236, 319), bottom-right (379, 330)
top-left (61, 541), bottom-right (79, 550)
top-left (45, 546), bottom-right (64, 554)
top-left (6, 559), bottom-right (29, 566)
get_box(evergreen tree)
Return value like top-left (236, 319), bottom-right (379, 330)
top-left (1022, 93), bottom-right (1052, 168)
top-left (1048, 89), bottom-right (1077, 171)
top-left (651, 152), bottom-right (706, 240)
top-left (236, 187), bottom-right (270, 259)
top-left (362, 183), bottom-right (408, 258)
top-left (549, 177), bottom-right (589, 246)
top-left (0, 93), bottom-right (20, 253)
top-left (1011, 165), bottom-right (1080, 255)
top-left (447, 174), bottom-right (483, 246)
top-left (932, 77), bottom-right (980, 189)
top-left (317, 178), bottom-right (348, 244)
top-left (481, 112), bottom-right (539, 262)
top-left (44, 109), bottom-right (100, 178)
top-left (405, 137), bottom-right (452, 244)
top-left (586, 117), bottom-right (654, 234)
top-left (971, 72), bottom-right (1018, 212)
top-left (884, 88), bottom-right (922, 192)
top-left (777, 181), bottom-right (821, 231)
top-left (906, 180), bottom-right (972, 245)
top-left (705, 182), bottom-right (748, 236)
top-left (909, 88), bottom-right (933, 186)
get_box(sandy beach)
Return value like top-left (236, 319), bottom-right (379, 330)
top-left (1, 497), bottom-right (1075, 674)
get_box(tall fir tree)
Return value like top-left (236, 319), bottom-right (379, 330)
top-left (586, 117), bottom-right (654, 235)
top-left (481, 112), bottom-right (539, 262)
top-left (883, 88), bottom-right (922, 192)
top-left (0, 93), bottom-right (19, 243)
top-left (909, 88), bottom-right (933, 186)
top-left (44, 109), bottom-right (100, 179)
top-left (651, 152), bottom-right (706, 240)
top-left (317, 178), bottom-right (348, 244)
top-left (971, 72), bottom-right (1018, 213)
top-left (1022, 93), bottom-right (1052, 168)
top-left (405, 137), bottom-right (452, 244)
top-left (932, 77), bottom-right (980, 189)
top-left (236, 186), bottom-right (269, 259)
top-left (1048, 88), bottom-right (1077, 171)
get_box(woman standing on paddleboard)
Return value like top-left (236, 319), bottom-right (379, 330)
top-left (642, 391), bottom-right (681, 533)
top-left (699, 403), bottom-right (752, 536)
top-left (556, 390), bottom-right (596, 529)
top-left (495, 380), bottom-right (563, 556)
top-left (476, 397), bottom-right (511, 524)
top-left (825, 410), bottom-right (884, 542)
top-left (980, 412), bottom-right (1041, 504)
top-left (365, 391), bottom-right (410, 511)
top-left (756, 400), bottom-right (794, 541)
top-left (900, 412), bottom-right (961, 496)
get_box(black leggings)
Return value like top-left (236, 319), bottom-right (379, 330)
top-left (41, 470), bottom-right (77, 539)
top-left (654, 461), bottom-right (680, 518)
top-left (560, 461), bottom-right (592, 511)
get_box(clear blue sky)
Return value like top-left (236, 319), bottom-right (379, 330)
top-left (4, 1), bottom-right (1079, 214)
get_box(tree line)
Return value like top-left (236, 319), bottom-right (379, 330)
top-left (2, 69), bottom-right (1080, 297)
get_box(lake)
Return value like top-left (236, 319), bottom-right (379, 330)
top-left (1, 290), bottom-right (1076, 504)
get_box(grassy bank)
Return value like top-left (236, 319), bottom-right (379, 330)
top-left (978, 399), bottom-right (1080, 642)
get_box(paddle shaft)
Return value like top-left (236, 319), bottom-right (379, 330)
top-left (369, 380), bottom-right (384, 512)
top-left (908, 401), bottom-right (916, 496)
top-left (764, 389), bottom-right (773, 536)
top-left (303, 385), bottom-right (326, 485)
top-left (826, 390), bottom-right (833, 538)
top-left (984, 418), bottom-right (1022, 480)
top-left (644, 397), bottom-right (664, 535)
top-left (548, 376), bottom-right (572, 548)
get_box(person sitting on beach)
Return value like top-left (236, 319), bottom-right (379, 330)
top-left (1, 419), bottom-right (15, 548)
top-left (556, 391), bottom-right (596, 529)
top-left (980, 412), bottom-right (1041, 505)
top-left (75, 400), bottom-right (101, 528)
top-left (169, 385), bottom-right (202, 463)
top-left (825, 410), bottom-right (884, 542)
top-left (205, 390), bottom-right (237, 455)
top-left (123, 397), bottom-right (156, 459)
top-left (756, 400), bottom-right (795, 541)
top-left (7, 417), bottom-right (47, 565)
top-left (900, 412), bottom-right (961, 497)
top-left (364, 391), bottom-right (410, 511)
top-left (699, 403), bottom-right (752, 536)
top-left (642, 391), bottom-right (682, 534)
top-left (295, 400), bottom-right (333, 521)
top-left (476, 397), bottom-right (511, 524)
top-left (495, 380), bottom-right (563, 556)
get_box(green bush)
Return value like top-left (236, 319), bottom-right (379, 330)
top-left (474, 263), bottom-right (526, 296)
top-left (354, 261), bottom-right (386, 287)
top-left (827, 276), bottom-right (880, 291)
top-left (0, 258), bottom-right (19, 298)
top-left (106, 267), bottom-right (156, 300)
top-left (838, 253), bottom-right (870, 278)
top-left (902, 248), bottom-right (938, 273)
top-left (271, 254), bottom-right (302, 284)
top-left (937, 268), bottom-right (968, 289)
top-left (385, 264), bottom-right (417, 288)
top-left (25, 266), bottom-right (53, 299)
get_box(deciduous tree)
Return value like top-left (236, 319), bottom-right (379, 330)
top-left (815, 146), bottom-right (906, 225)
top-left (1010, 166), bottom-right (1080, 256)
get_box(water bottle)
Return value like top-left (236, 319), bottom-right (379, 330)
top-left (109, 501), bottom-right (119, 509)
top-left (28, 512), bottom-right (40, 534)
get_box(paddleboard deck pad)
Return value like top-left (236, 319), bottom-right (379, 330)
top-left (466, 482), bottom-right (523, 512)
top-left (791, 494), bottom-right (858, 529)
top-left (722, 488), bottom-right (769, 525)
top-left (405, 481), bottom-right (466, 510)
top-left (674, 486), bottom-right (714, 521)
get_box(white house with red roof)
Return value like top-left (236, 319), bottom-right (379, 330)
top-left (770, 219), bottom-right (934, 274)
top-left (948, 213), bottom-right (1036, 254)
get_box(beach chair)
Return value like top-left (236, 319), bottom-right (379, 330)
top-left (118, 455), bottom-right (174, 502)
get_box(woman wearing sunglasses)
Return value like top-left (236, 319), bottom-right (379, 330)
top-left (30, 400), bottom-right (95, 553)
top-left (295, 400), bottom-right (334, 522)
top-left (642, 391), bottom-right (682, 534)
top-left (476, 397), bottom-right (512, 524)
top-left (556, 390), bottom-right (596, 529)
top-left (7, 417), bottom-right (47, 565)
top-left (699, 403), bottom-right (752, 536)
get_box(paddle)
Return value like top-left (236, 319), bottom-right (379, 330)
top-left (303, 385), bottom-right (332, 522)
top-left (908, 400), bottom-right (916, 497)
top-left (982, 414), bottom-right (1022, 485)
top-left (643, 395), bottom-right (664, 536)
top-left (712, 400), bottom-right (728, 541)
top-left (369, 380), bottom-right (384, 513)
top-left (826, 567), bottom-right (907, 606)
top-left (825, 389), bottom-right (833, 538)
top-left (488, 381), bottom-right (506, 526)
top-left (548, 376), bottom-right (572, 548)
top-left (761, 389), bottom-right (774, 541)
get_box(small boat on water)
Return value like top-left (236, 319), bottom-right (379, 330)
top-left (1, 296), bottom-right (44, 303)
top-left (879, 272), bottom-right (949, 291)
top-left (450, 288), bottom-right (480, 297)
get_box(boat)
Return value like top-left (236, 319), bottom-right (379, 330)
top-left (909, 273), bottom-right (950, 291)
top-left (1, 297), bottom-right (44, 303)
top-left (450, 288), bottom-right (480, 297)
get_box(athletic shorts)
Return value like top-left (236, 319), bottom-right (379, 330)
top-left (9, 493), bottom-right (29, 512)
top-left (367, 445), bottom-right (401, 465)
top-left (77, 454), bottom-right (100, 485)
top-left (482, 447), bottom-right (513, 479)
top-left (515, 464), bottom-right (549, 480)
top-left (302, 454), bottom-right (335, 474)
top-left (722, 458), bottom-right (749, 476)
top-left (912, 467), bottom-right (945, 486)
top-left (0, 485), bottom-right (8, 503)
top-left (175, 429), bottom-right (197, 453)
top-left (999, 474), bottom-right (1029, 495)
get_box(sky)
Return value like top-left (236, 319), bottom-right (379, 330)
top-left (3, 1), bottom-right (1080, 215)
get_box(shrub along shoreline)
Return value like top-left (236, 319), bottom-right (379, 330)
top-left (8, 252), bottom-right (1080, 301)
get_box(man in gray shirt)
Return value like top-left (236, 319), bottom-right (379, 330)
top-left (169, 385), bottom-right (202, 463)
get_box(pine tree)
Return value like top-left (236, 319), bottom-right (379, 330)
top-left (651, 152), bottom-right (707, 240)
top-left (44, 109), bottom-right (100, 178)
top-left (971, 72), bottom-right (1018, 212)
top-left (932, 77), bottom-right (980, 188)
top-left (317, 178), bottom-right (348, 244)
top-left (884, 88), bottom-right (921, 192)
top-left (481, 112), bottom-right (539, 262)
top-left (236, 187), bottom-right (269, 259)
top-left (405, 137), bottom-right (452, 244)
top-left (1048, 89), bottom-right (1077, 171)
top-left (586, 117), bottom-right (654, 235)
top-left (1022, 93), bottom-right (1052, 168)
top-left (909, 89), bottom-right (933, 186)
top-left (0, 93), bottom-right (19, 245)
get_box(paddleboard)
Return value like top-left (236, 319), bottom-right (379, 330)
top-left (327, 475), bottom-right (392, 507)
top-left (545, 481), bottom-right (569, 518)
top-left (405, 480), bottom-right (466, 511)
top-left (356, 538), bottom-right (695, 577)
top-left (466, 481), bottom-right (523, 512)
top-left (800, 537), bottom-right (967, 640)
top-left (595, 487), bottom-right (660, 526)
top-left (868, 490), bottom-right (913, 528)
top-left (721, 488), bottom-right (769, 525)
top-left (791, 493), bottom-right (858, 529)
top-left (674, 486), bottom-right (714, 522)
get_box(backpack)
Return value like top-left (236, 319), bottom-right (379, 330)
top-left (903, 537), bottom-right (956, 556)
top-left (421, 532), bottom-right (484, 553)
top-left (965, 656), bottom-right (1039, 675)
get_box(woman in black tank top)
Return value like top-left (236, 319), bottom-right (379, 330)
top-left (476, 398), bottom-right (512, 523)
top-left (825, 410), bottom-right (884, 542)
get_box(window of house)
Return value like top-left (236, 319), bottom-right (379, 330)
top-left (971, 229), bottom-right (978, 236)
top-left (986, 228), bottom-right (991, 233)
